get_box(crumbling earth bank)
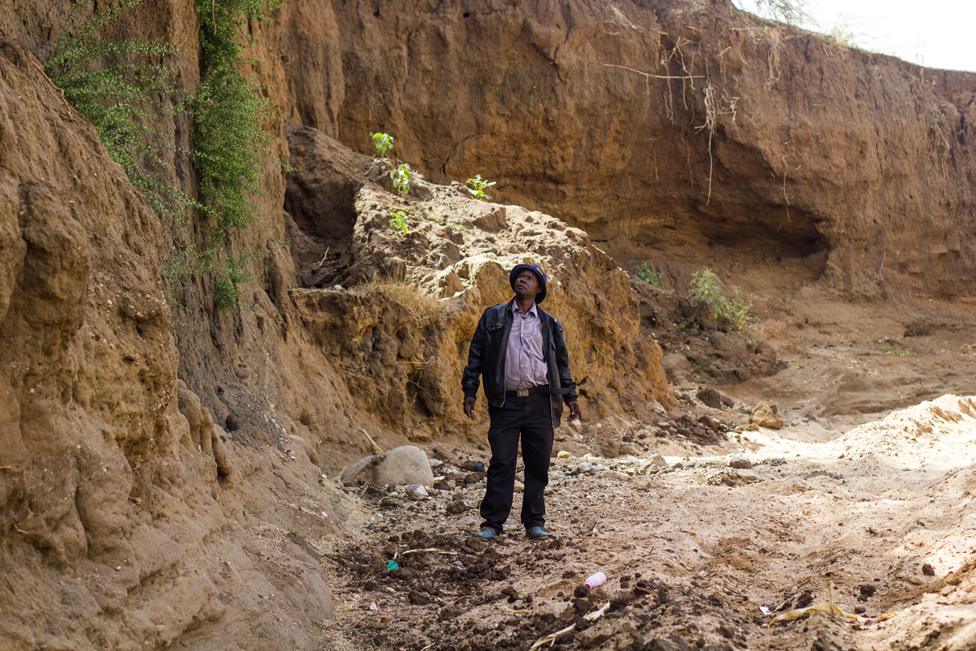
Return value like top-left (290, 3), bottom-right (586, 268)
top-left (0, 39), bottom-right (362, 650)
top-left (0, 0), bottom-right (974, 648)
top-left (286, 126), bottom-right (674, 433)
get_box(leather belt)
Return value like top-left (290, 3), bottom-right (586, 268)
top-left (506, 385), bottom-right (549, 398)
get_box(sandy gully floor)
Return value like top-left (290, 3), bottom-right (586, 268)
top-left (321, 392), bottom-right (976, 650)
top-left (319, 292), bottom-right (976, 650)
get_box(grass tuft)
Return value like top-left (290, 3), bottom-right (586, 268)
top-left (690, 267), bottom-right (752, 330)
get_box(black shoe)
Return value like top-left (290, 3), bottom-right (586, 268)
top-left (526, 526), bottom-right (550, 539)
top-left (474, 526), bottom-right (498, 540)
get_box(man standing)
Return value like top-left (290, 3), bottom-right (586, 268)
top-left (462, 263), bottom-right (582, 540)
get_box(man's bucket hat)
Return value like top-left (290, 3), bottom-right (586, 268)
top-left (509, 263), bottom-right (547, 304)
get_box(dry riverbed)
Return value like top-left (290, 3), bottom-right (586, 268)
top-left (322, 394), bottom-right (976, 650)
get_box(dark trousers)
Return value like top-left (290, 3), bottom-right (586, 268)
top-left (479, 392), bottom-right (554, 533)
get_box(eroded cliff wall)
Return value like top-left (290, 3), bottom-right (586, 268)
top-left (281, 0), bottom-right (976, 298)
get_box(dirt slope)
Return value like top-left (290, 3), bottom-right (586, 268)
top-left (286, 126), bottom-right (672, 432)
top-left (0, 31), bottom-right (672, 649)
top-left (0, 38), bottom-right (369, 650)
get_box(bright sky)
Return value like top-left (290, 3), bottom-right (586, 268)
top-left (734, 0), bottom-right (976, 72)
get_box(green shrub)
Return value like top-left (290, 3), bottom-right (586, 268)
top-left (389, 163), bottom-right (412, 197)
top-left (194, 0), bottom-right (277, 310)
top-left (193, 65), bottom-right (269, 230)
top-left (465, 174), bottom-right (496, 201)
top-left (370, 132), bottom-right (394, 157)
top-left (635, 262), bottom-right (664, 287)
top-left (213, 254), bottom-right (252, 310)
top-left (46, 0), bottom-right (276, 313)
top-left (690, 267), bottom-right (752, 330)
top-left (389, 210), bottom-right (409, 236)
top-left (44, 0), bottom-right (197, 220)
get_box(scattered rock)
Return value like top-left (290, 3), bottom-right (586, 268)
top-left (858, 584), bottom-right (876, 599)
top-left (795, 590), bottom-right (814, 608)
top-left (403, 483), bottom-right (429, 499)
top-left (696, 387), bottom-right (734, 409)
top-left (472, 206), bottom-right (507, 232)
top-left (460, 460), bottom-right (485, 472)
top-left (644, 635), bottom-right (694, 651)
top-left (709, 469), bottom-right (761, 486)
top-left (648, 454), bottom-right (669, 470)
top-left (340, 445), bottom-right (435, 487)
top-left (445, 496), bottom-right (468, 515)
top-left (750, 402), bottom-right (784, 429)
top-left (408, 590), bottom-right (432, 605)
top-left (922, 563), bottom-right (935, 576)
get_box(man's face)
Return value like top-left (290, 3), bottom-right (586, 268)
top-left (515, 270), bottom-right (539, 297)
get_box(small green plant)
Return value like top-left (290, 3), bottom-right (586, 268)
top-left (465, 174), bottom-right (496, 201)
top-left (389, 210), bottom-right (409, 236)
top-left (635, 262), bottom-right (664, 287)
top-left (370, 132), bottom-right (395, 157)
top-left (390, 163), bottom-right (412, 197)
top-left (881, 345), bottom-right (913, 358)
top-left (213, 254), bottom-right (252, 310)
top-left (690, 267), bottom-right (752, 330)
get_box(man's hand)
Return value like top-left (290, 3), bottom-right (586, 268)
top-left (463, 395), bottom-right (476, 419)
top-left (567, 400), bottom-right (582, 421)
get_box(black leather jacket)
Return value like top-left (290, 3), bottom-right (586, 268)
top-left (461, 300), bottom-right (578, 427)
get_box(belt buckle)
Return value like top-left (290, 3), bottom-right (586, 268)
top-left (516, 389), bottom-right (529, 398)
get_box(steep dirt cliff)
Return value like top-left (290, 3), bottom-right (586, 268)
top-left (0, 3), bottom-right (672, 645)
top-left (280, 0), bottom-right (976, 299)
top-left (0, 38), bottom-right (371, 649)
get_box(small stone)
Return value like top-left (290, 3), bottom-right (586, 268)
top-left (408, 590), bottom-right (432, 605)
top-left (445, 500), bottom-right (467, 515)
top-left (696, 387), bottom-right (734, 409)
top-left (750, 402), bottom-right (784, 429)
top-left (340, 445), bottom-right (435, 487)
top-left (729, 458), bottom-right (753, 469)
top-left (922, 563), bottom-right (935, 576)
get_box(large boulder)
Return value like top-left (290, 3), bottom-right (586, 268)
top-left (340, 445), bottom-right (434, 487)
